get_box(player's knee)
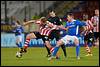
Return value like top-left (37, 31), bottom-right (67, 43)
top-left (26, 35), bottom-right (31, 39)
top-left (26, 33), bottom-right (35, 39)
top-left (16, 39), bottom-right (21, 43)
top-left (57, 40), bottom-right (63, 47)
top-left (74, 38), bottom-right (79, 46)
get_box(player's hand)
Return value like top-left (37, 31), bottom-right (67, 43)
top-left (47, 22), bottom-right (54, 27)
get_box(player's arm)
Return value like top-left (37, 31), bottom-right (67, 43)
top-left (46, 21), bottom-right (69, 30)
top-left (58, 25), bottom-right (69, 30)
top-left (23, 20), bottom-right (36, 26)
top-left (76, 20), bottom-right (87, 26)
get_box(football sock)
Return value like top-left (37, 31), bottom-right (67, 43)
top-left (44, 45), bottom-right (51, 55)
top-left (85, 44), bottom-right (91, 54)
top-left (61, 44), bottom-right (67, 57)
top-left (24, 38), bottom-right (30, 49)
top-left (52, 46), bottom-right (60, 56)
top-left (76, 45), bottom-right (80, 57)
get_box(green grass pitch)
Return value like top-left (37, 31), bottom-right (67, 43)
top-left (1, 47), bottom-right (99, 66)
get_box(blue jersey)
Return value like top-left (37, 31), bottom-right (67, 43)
top-left (60, 29), bottom-right (67, 37)
top-left (13, 25), bottom-right (24, 36)
top-left (65, 20), bottom-right (86, 36)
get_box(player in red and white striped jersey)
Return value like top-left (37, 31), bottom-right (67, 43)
top-left (21, 17), bottom-right (55, 51)
top-left (82, 14), bottom-right (94, 56)
top-left (91, 9), bottom-right (99, 46)
top-left (20, 17), bottom-right (63, 58)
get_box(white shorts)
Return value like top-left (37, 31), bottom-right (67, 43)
top-left (60, 35), bottom-right (78, 45)
top-left (16, 35), bottom-right (22, 42)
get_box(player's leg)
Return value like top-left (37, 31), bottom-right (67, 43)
top-left (60, 44), bottom-right (67, 58)
top-left (44, 41), bottom-right (52, 57)
top-left (20, 32), bottom-right (37, 53)
top-left (16, 35), bottom-right (23, 58)
top-left (44, 44), bottom-right (51, 57)
top-left (48, 35), bottom-right (68, 60)
top-left (48, 39), bottom-right (64, 60)
top-left (94, 32), bottom-right (99, 47)
top-left (52, 40), bottom-right (64, 56)
top-left (74, 36), bottom-right (80, 59)
top-left (93, 32), bottom-right (98, 47)
top-left (57, 35), bottom-right (67, 58)
top-left (42, 32), bottom-right (53, 57)
top-left (84, 33), bottom-right (92, 56)
top-left (16, 35), bottom-right (23, 52)
top-left (42, 36), bottom-right (53, 57)
top-left (54, 30), bottom-right (67, 58)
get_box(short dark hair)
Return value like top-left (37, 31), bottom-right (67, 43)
top-left (49, 10), bottom-right (56, 14)
top-left (67, 13), bottom-right (74, 16)
top-left (67, 13), bottom-right (74, 18)
top-left (16, 20), bottom-right (20, 25)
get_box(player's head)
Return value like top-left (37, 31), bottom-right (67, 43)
top-left (67, 13), bottom-right (74, 22)
top-left (15, 20), bottom-right (21, 26)
top-left (83, 14), bottom-right (88, 21)
top-left (95, 9), bottom-right (99, 16)
top-left (40, 17), bottom-right (47, 25)
top-left (49, 11), bottom-right (56, 17)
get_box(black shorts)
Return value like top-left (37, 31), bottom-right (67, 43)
top-left (84, 32), bottom-right (94, 42)
top-left (94, 32), bottom-right (99, 39)
top-left (33, 32), bottom-right (50, 42)
top-left (49, 30), bottom-right (61, 41)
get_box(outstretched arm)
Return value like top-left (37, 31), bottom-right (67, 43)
top-left (58, 25), bottom-right (69, 31)
top-left (23, 20), bottom-right (36, 26)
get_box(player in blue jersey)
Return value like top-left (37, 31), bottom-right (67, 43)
top-left (13, 20), bottom-right (24, 58)
top-left (65, 13), bottom-right (86, 36)
top-left (48, 13), bottom-right (87, 60)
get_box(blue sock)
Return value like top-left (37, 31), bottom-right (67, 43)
top-left (16, 42), bottom-right (22, 48)
top-left (52, 46), bottom-right (60, 56)
top-left (19, 42), bottom-right (22, 48)
top-left (76, 45), bottom-right (80, 57)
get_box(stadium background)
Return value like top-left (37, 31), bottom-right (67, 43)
top-left (1, 1), bottom-right (99, 47)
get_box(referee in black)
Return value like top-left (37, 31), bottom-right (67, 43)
top-left (45, 11), bottom-right (67, 58)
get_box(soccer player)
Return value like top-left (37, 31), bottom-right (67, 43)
top-left (48, 34), bottom-right (80, 60)
top-left (20, 17), bottom-right (52, 53)
top-left (65, 13), bottom-right (86, 56)
top-left (46, 11), bottom-right (67, 58)
top-left (19, 17), bottom-right (62, 58)
top-left (82, 14), bottom-right (94, 56)
top-left (48, 13), bottom-right (87, 60)
top-left (91, 9), bottom-right (99, 46)
top-left (12, 20), bottom-right (24, 57)
top-left (65, 13), bottom-right (86, 37)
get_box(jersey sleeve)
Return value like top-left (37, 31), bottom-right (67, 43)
top-left (76, 20), bottom-right (86, 26)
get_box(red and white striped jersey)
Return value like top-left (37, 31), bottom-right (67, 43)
top-left (35, 20), bottom-right (57, 36)
top-left (84, 20), bottom-right (94, 35)
top-left (85, 20), bottom-right (94, 31)
top-left (91, 16), bottom-right (99, 32)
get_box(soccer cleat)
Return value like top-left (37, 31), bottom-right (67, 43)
top-left (77, 56), bottom-right (80, 60)
top-left (46, 54), bottom-right (51, 57)
top-left (56, 56), bottom-right (60, 60)
top-left (48, 56), bottom-right (60, 60)
top-left (48, 56), bottom-right (56, 60)
top-left (23, 48), bottom-right (27, 53)
top-left (85, 54), bottom-right (93, 56)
